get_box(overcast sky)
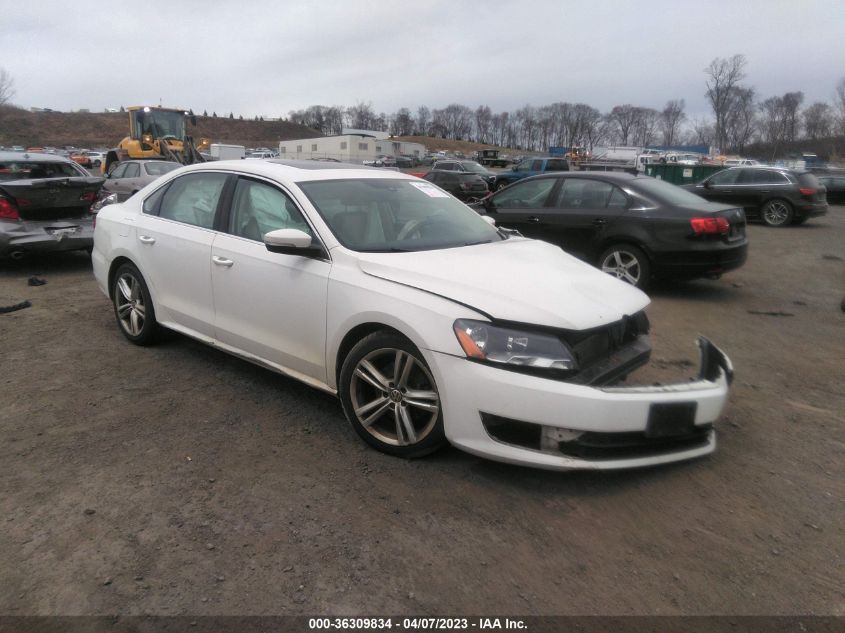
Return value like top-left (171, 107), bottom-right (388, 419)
top-left (2, 0), bottom-right (843, 120)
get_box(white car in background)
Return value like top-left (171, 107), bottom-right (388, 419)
top-left (91, 160), bottom-right (733, 471)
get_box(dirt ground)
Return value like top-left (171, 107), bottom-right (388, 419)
top-left (0, 208), bottom-right (843, 617)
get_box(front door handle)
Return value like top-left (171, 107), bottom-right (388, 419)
top-left (138, 235), bottom-right (155, 244)
top-left (527, 216), bottom-right (540, 223)
top-left (592, 218), bottom-right (607, 226)
top-left (212, 255), bottom-right (234, 267)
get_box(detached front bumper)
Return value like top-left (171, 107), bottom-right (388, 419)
top-left (430, 337), bottom-right (733, 471)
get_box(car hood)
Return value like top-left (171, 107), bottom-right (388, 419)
top-left (355, 238), bottom-right (649, 330)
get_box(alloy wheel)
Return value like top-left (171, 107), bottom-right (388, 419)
top-left (762, 200), bottom-right (791, 226)
top-left (349, 348), bottom-right (440, 447)
top-left (601, 249), bottom-right (642, 286)
top-left (115, 272), bottom-right (146, 337)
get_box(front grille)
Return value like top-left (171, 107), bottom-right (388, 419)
top-left (562, 311), bottom-right (650, 370)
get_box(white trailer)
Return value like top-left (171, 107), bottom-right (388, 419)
top-left (210, 144), bottom-right (246, 160)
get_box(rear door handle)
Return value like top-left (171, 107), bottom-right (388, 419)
top-left (138, 235), bottom-right (155, 244)
top-left (212, 255), bottom-right (234, 267)
top-left (592, 218), bottom-right (607, 226)
top-left (527, 216), bottom-right (540, 223)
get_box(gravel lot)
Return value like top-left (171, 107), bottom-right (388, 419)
top-left (0, 207), bottom-right (843, 616)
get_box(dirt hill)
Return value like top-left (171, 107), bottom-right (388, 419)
top-left (0, 106), bottom-right (322, 149)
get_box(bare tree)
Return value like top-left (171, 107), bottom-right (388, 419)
top-left (688, 116), bottom-right (715, 147)
top-left (416, 106), bottom-right (430, 135)
top-left (835, 78), bottom-right (845, 135)
top-left (803, 102), bottom-right (834, 139)
top-left (632, 107), bottom-right (660, 147)
top-left (705, 54), bottom-right (747, 152)
top-left (725, 87), bottom-right (756, 153)
top-left (781, 91), bottom-right (804, 142)
top-left (0, 67), bottom-right (14, 106)
top-left (607, 104), bottom-right (639, 145)
top-left (660, 99), bottom-right (686, 147)
top-left (474, 105), bottom-right (493, 144)
top-left (345, 102), bottom-right (377, 130)
top-left (390, 107), bottom-right (414, 136)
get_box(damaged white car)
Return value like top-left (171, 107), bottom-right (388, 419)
top-left (92, 160), bottom-right (733, 471)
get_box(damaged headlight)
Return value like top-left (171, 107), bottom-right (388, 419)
top-left (453, 319), bottom-right (578, 372)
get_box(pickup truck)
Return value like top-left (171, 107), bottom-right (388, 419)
top-left (493, 156), bottom-right (569, 190)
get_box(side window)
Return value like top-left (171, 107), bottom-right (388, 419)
top-left (530, 160), bottom-right (544, 171)
top-left (764, 170), bottom-right (790, 184)
top-left (546, 159), bottom-right (568, 171)
top-left (493, 177), bottom-right (556, 209)
top-left (555, 179), bottom-right (615, 209)
top-left (124, 163), bottom-right (140, 178)
top-left (111, 164), bottom-right (128, 179)
top-left (708, 169), bottom-right (740, 186)
top-left (228, 178), bottom-right (313, 242)
top-left (607, 186), bottom-right (629, 208)
top-left (440, 162), bottom-right (455, 171)
top-left (142, 183), bottom-right (169, 215)
top-left (158, 172), bottom-right (227, 228)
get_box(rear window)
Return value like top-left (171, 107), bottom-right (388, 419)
top-left (797, 173), bottom-right (820, 188)
top-left (0, 161), bottom-right (87, 181)
top-left (635, 177), bottom-right (715, 206)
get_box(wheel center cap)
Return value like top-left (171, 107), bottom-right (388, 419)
top-left (389, 389), bottom-right (403, 403)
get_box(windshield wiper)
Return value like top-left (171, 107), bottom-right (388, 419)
top-left (463, 239), bottom-right (493, 246)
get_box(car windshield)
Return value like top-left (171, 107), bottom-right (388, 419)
top-left (0, 161), bottom-right (87, 181)
top-left (298, 178), bottom-right (503, 252)
top-left (634, 177), bottom-right (715, 206)
top-left (145, 162), bottom-right (179, 176)
top-left (460, 161), bottom-right (489, 174)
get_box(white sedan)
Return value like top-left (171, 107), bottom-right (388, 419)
top-left (92, 160), bottom-right (734, 470)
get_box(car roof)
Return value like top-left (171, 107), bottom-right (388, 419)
top-left (518, 171), bottom-right (639, 182)
top-left (0, 151), bottom-right (75, 163)
top-left (172, 159), bottom-right (415, 183)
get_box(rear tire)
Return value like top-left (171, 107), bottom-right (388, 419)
top-left (112, 263), bottom-right (158, 345)
top-left (339, 331), bottom-right (446, 459)
top-left (598, 243), bottom-right (651, 290)
top-left (761, 199), bottom-right (793, 227)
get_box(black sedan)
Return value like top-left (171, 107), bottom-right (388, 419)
top-left (816, 174), bottom-right (845, 205)
top-left (683, 166), bottom-right (827, 226)
top-left (0, 151), bottom-right (104, 259)
top-left (471, 172), bottom-right (747, 289)
top-left (423, 170), bottom-right (489, 202)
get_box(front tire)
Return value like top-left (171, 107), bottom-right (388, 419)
top-left (339, 331), bottom-right (446, 458)
top-left (761, 199), bottom-right (793, 227)
top-left (495, 180), bottom-right (509, 191)
top-left (112, 263), bottom-right (158, 345)
top-left (598, 243), bottom-right (651, 290)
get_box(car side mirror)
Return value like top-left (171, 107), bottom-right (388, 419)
top-left (481, 215), bottom-right (496, 226)
top-left (511, 165), bottom-right (518, 171)
top-left (703, 181), bottom-right (711, 188)
top-left (264, 228), bottom-right (322, 257)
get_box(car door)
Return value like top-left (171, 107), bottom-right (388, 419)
top-left (104, 163), bottom-right (128, 197)
top-left (115, 162), bottom-right (143, 200)
top-left (210, 176), bottom-right (331, 382)
top-left (133, 171), bottom-right (229, 339)
top-left (540, 178), bottom-right (630, 257)
top-left (482, 176), bottom-right (559, 238)
top-left (695, 168), bottom-right (742, 205)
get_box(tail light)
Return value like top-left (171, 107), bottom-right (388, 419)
top-left (690, 216), bottom-right (730, 235)
top-left (80, 191), bottom-right (97, 202)
top-left (459, 182), bottom-right (470, 191)
top-left (0, 197), bottom-right (20, 220)
top-left (799, 187), bottom-right (816, 196)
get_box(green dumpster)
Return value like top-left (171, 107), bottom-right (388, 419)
top-left (645, 163), bottom-right (725, 185)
